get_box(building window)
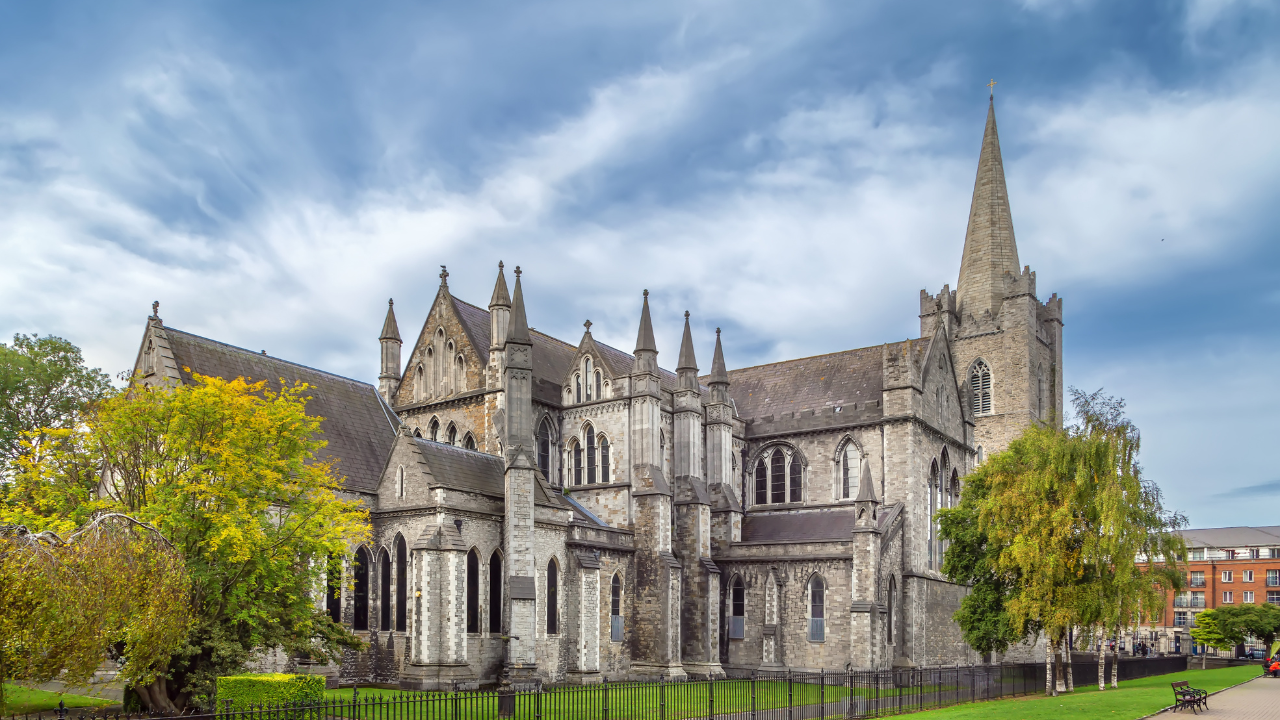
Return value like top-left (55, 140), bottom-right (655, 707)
top-left (537, 418), bottom-right (553, 480)
top-left (1190, 571), bottom-right (1205, 588)
top-left (1270, 591), bottom-right (1280, 606)
top-left (1191, 591), bottom-right (1205, 607)
top-left (466, 549), bottom-right (480, 633)
top-left (1267, 570), bottom-right (1280, 587)
top-left (1244, 570), bottom-right (1254, 583)
top-left (463, 433), bottom-right (476, 451)
top-left (729, 576), bottom-right (745, 639)
top-left (415, 363), bottom-right (425, 401)
top-left (976, 445), bottom-right (984, 465)
top-left (395, 536), bottom-right (407, 632)
top-left (1225, 550), bottom-right (1237, 560)
top-left (1251, 548), bottom-right (1261, 559)
top-left (429, 418), bottom-right (440, 442)
top-left (842, 444), bottom-right (860, 499)
top-left (770, 451), bottom-right (786, 504)
top-left (1244, 591), bottom-right (1255, 604)
top-left (572, 441), bottom-right (583, 485)
top-left (584, 358), bottom-right (593, 401)
top-left (1174, 611), bottom-right (1188, 627)
top-left (887, 576), bottom-right (895, 644)
top-left (379, 548), bottom-right (392, 630)
top-left (600, 437), bottom-right (610, 483)
top-left (754, 459), bottom-right (767, 505)
top-left (808, 576), bottom-right (825, 642)
top-left (1037, 363), bottom-right (1045, 420)
top-left (353, 547), bottom-right (370, 631)
top-left (447, 423), bottom-right (457, 446)
top-left (1271, 548), bottom-right (1280, 559)
top-left (610, 574), bottom-right (623, 642)
top-left (929, 460), bottom-right (939, 569)
top-left (789, 454), bottom-right (802, 503)
top-left (595, 371), bottom-right (603, 400)
top-left (969, 360), bottom-right (992, 415)
top-left (489, 552), bottom-right (503, 633)
top-left (546, 559), bottom-right (559, 634)
top-left (455, 355), bottom-right (465, 392)
top-left (575, 374), bottom-right (582, 404)
top-left (396, 465), bottom-right (405, 498)
top-left (586, 425), bottom-right (597, 484)
top-left (1222, 570), bottom-right (1233, 583)
top-left (1223, 591), bottom-right (1234, 604)
top-left (1189, 548), bottom-right (1205, 561)
top-left (326, 554), bottom-right (342, 623)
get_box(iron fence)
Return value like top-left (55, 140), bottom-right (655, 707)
top-left (7, 657), bottom-right (1186, 720)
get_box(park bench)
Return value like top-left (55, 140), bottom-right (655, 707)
top-left (1171, 680), bottom-right (1207, 713)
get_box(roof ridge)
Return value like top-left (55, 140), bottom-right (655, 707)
top-left (411, 436), bottom-right (504, 461)
top-left (452, 296), bottom-right (581, 351)
top-left (165, 327), bottom-right (375, 388)
top-left (722, 343), bottom-right (891, 375)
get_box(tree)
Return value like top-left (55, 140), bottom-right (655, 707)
top-left (0, 334), bottom-right (112, 477)
top-left (0, 515), bottom-right (190, 715)
top-left (1214, 604), bottom-right (1280, 658)
top-left (3, 373), bottom-right (369, 711)
top-left (1190, 609), bottom-right (1239, 669)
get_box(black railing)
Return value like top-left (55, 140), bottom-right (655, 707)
top-left (7, 659), bottom-right (1188, 720)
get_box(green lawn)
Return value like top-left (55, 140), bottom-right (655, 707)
top-left (902, 664), bottom-right (1263, 720)
top-left (1, 684), bottom-right (115, 716)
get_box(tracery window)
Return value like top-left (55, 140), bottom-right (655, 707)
top-left (353, 547), bottom-right (370, 631)
top-left (429, 418), bottom-right (440, 443)
top-left (842, 444), bottom-right (860, 499)
top-left (729, 575), bottom-right (745, 639)
top-left (610, 573), bottom-right (623, 641)
top-left (808, 576), bottom-right (825, 642)
top-left (600, 437), bottom-right (610, 483)
top-left (754, 447), bottom-right (803, 505)
top-left (463, 433), bottom-right (476, 451)
top-left (546, 559), bottom-right (559, 634)
top-left (585, 424), bottom-right (597, 484)
top-left (969, 360), bottom-right (992, 416)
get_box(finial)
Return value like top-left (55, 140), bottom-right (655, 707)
top-left (515, 266), bottom-right (522, 277)
top-left (987, 78), bottom-right (997, 98)
top-left (684, 310), bottom-right (690, 319)
top-left (388, 298), bottom-right (394, 307)
top-left (439, 265), bottom-right (449, 284)
top-left (584, 319), bottom-right (592, 332)
top-left (643, 289), bottom-right (649, 299)
top-left (151, 300), bottom-right (159, 317)
top-left (716, 327), bottom-right (721, 336)
top-left (498, 260), bottom-right (504, 270)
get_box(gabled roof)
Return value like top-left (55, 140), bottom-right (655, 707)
top-left (1179, 526), bottom-right (1280, 549)
top-left (411, 437), bottom-right (568, 509)
top-left (162, 327), bottom-right (399, 493)
top-left (723, 344), bottom-right (888, 423)
top-left (741, 508), bottom-right (859, 543)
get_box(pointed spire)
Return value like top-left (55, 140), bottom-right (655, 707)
top-left (489, 261), bottom-right (510, 308)
top-left (956, 97), bottom-right (1021, 321)
top-left (634, 290), bottom-right (658, 354)
top-left (380, 299), bottom-right (401, 342)
top-left (855, 456), bottom-right (878, 503)
top-left (677, 311), bottom-right (698, 372)
top-left (507, 266), bottom-right (531, 344)
top-left (709, 328), bottom-right (729, 386)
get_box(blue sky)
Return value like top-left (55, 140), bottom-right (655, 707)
top-left (1, 1), bottom-right (1277, 528)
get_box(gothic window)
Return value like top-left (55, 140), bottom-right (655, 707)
top-left (754, 459), bottom-right (767, 505)
top-left (770, 451), bottom-right (786, 504)
top-left (929, 460), bottom-right (938, 569)
top-left (395, 465), bottom-right (404, 499)
top-left (1037, 363), bottom-right (1045, 420)
top-left (610, 573), bottom-right (623, 642)
top-left (886, 576), bottom-right (895, 644)
top-left (394, 535), bottom-right (407, 632)
top-left (571, 440), bottom-right (583, 485)
top-left (600, 437), bottom-right (610, 483)
top-left (595, 371), bottom-right (603, 400)
top-left (808, 576), bottom-right (825, 642)
top-left (466, 549), bottom-right (480, 634)
top-left (447, 423), bottom-right (457, 446)
top-left (584, 424), bottom-right (597, 484)
top-left (969, 360), bottom-right (992, 416)
top-left (353, 547), bottom-right (370, 631)
top-left (326, 554), bottom-right (341, 623)
top-left (584, 358), bottom-right (593, 401)
top-left (429, 418), bottom-right (440, 443)
top-left (456, 355), bottom-right (466, 393)
top-left (379, 548), bottom-right (392, 630)
top-left (575, 374), bottom-right (582, 404)
top-left (842, 444), bottom-right (860, 499)
top-left (789, 454), bottom-right (802, 503)
top-left (729, 575), bottom-right (745, 639)
top-left (976, 445), bottom-right (984, 466)
top-left (489, 552), bottom-right (503, 633)
top-left (546, 559), bottom-right (559, 634)
top-left (537, 418), bottom-right (552, 480)
top-left (463, 433), bottom-right (476, 451)
top-left (144, 339), bottom-right (155, 374)
top-left (950, 468), bottom-right (960, 507)
top-left (445, 341), bottom-right (456, 393)
top-left (415, 363), bottom-right (425, 401)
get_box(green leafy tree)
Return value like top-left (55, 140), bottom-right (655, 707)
top-left (0, 514), bottom-right (191, 715)
top-left (1190, 609), bottom-right (1240, 669)
top-left (1214, 604), bottom-right (1280, 658)
top-left (4, 373), bottom-right (369, 712)
top-left (0, 334), bottom-right (112, 477)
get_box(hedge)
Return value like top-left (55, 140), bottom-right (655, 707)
top-left (215, 674), bottom-right (325, 711)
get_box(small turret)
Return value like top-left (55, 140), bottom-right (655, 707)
top-left (632, 290), bottom-right (659, 376)
top-left (708, 328), bottom-right (730, 404)
top-left (378, 299), bottom-right (402, 403)
top-left (853, 457), bottom-right (879, 527)
top-left (676, 311), bottom-right (698, 391)
top-left (489, 261), bottom-right (511, 353)
top-left (505, 266), bottom-right (533, 448)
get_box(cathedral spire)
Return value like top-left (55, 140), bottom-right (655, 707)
top-left (709, 328), bottom-right (729, 386)
top-left (378, 299), bottom-right (402, 403)
top-left (380, 298), bottom-right (401, 342)
top-left (489, 261), bottom-right (510, 308)
top-left (956, 97), bottom-right (1020, 321)
top-left (676, 311), bottom-right (697, 372)
top-left (507, 266), bottom-right (531, 344)
top-left (632, 290), bottom-right (659, 375)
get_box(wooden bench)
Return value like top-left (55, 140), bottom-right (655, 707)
top-left (1171, 680), bottom-right (1207, 713)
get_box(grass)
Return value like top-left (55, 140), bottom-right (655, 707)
top-left (1, 684), bottom-right (114, 716)
top-left (902, 664), bottom-right (1263, 720)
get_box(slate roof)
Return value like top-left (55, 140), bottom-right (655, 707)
top-left (411, 437), bottom-right (569, 509)
top-left (723, 345), bottom-right (887, 422)
top-left (163, 328), bottom-right (399, 493)
top-left (1179, 526), bottom-right (1280, 548)
top-left (740, 508), bottom-right (859, 543)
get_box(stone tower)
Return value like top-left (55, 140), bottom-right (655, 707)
top-left (378, 299), bottom-right (402, 403)
top-left (920, 97), bottom-right (1064, 458)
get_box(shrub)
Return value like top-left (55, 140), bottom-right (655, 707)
top-left (215, 674), bottom-right (325, 711)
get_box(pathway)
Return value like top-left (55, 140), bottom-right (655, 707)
top-left (1170, 676), bottom-right (1280, 718)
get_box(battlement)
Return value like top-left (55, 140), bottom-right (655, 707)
top-left (1037, 293), bottom-right (1063, 325)
top-left (919, 285), bottom-right (957, 337)
top-left (1002, 265), bottom-right (1036, 299)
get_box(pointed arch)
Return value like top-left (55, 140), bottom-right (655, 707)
top-left (463, 432), bottom-right (477, 451)
top-left (575, 374), bottom-right (582, 404)
top-left (537, 417), bottom-right (554, 481)
top-left (754, 457), bottom-right (766, 506)
top-left (584, 357), bottom-right (593, 400)
top-left (807, 574), bottom-right (825, 641)
top-left (395, 465), bottom-right (405, 499)
top-left (770, 450), bottom-right (786, 504)
top-left (546, 557), bottom-right (560, 634)
top-left (353, 546), bottom-right (370, 630)
top-left (488, 550), bottom-right (503, 633)
top-left (456, 354), bottom-right (467, 393)
top-left (610, 572), bottom-right (624, 641)
top-left (728, 574), bottom-right (746, 639)
top-left (886, 575), bottom-right (896, 644)
top-left (378, 547), bottom-right (392, 630)
top-left (599, 435), bottom-right (610, 483)
top-left (325, 553), bottom-right (342, 623)
top-left (968, 359), bottom-right (992, 415)
top-left (415, 363), bottom-right (426, 401)
top-left (929, 459), bottom-right (940, 569)
top-left (788, 452), bottom-right (803, 503)
top-left (839, 439), bottom-right (862, 500)
top-left (570, 438), bottom-right (583, 485)
top-left (394, 533), bottom-right (407, 632)
top-left (1037, 362), bottom-right (1046, 419)
top-left (466, 547), bottom-right (480, 633)
top-left (585, 423), bottom-right (597, 484)
top-left (429, 417), bottom-right (440, 443)
top-left (447, 422), bottom-right (457, 446)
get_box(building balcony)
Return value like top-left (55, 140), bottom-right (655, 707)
top-left (1173, 598), bottom-right (1205, 608)
top-left (1189, 580), bottom-right (1206, 588)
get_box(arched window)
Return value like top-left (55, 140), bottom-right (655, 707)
top-left (466, 548), bottom-right (479, 633)
top-left (379, 548), bottom-right (392, 630)
top-left (537, 418), bottom-right (552, 480)
top-left (575, 374), bottom-right (582, 404)
top-left (571, 440), bottom-right (583, 485)
top-left (489, 552), bottom-right (503, 633)
top-left (950, 469), bottom-right (960, 507)
top-left (415, 364), bottom-right (425, 401)
top-left (610, 574), bottom-right (623, 641)
top-left (584, 359), bottom-right (593, 401)
top-left (429, 418), bottom-right (440, 443)
top-left (426, 346), bottom-right (435, 397)
top-left (600, 437), bottom-right (610, 483)
top-left (976, 445), bottom-right (984, 466)
top-left (770, 451), bottom-right (786, 504)
top-left (929, 460), bottom-right (939, 569)
top-left (353, 547), bottom-right (370, 631)
top-left (808, 576), bottom-right (825, 642)
top-left (396, 465), bottom-right (405, 499)
top-left (463, 433), bottom-right (476, 451)
top-left (546, 559), bottom-right (559, 634)
top-left (585, 425), bottom-right (596, 484)
top-left (446, 340), bottom-right (456, 393)
top-left (144, 339), bottom-right (155, 374)
top-left (456, 355), bottom-right (466, 393)
top-left (754, 459), bottom-right (767, 505)
top-left (886, 576), bottom-right (896, 644)
top-left (729, 575), bottom-right (745, 639)
top-left (447, 423), bottom-right (457, 446)
top-left (969, 360), bottom-right (992, 416)
top-left (789, 454), bottom-right (802, 503)
top-left (326, 554), bottom-right (341, 623)
top-left (842, 444), bottom-right (860, 499)
top-left (595, 371), bottom-right (603, 400)
top-left (394, 535), bottom-right (407, 632)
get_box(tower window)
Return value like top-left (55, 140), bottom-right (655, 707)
top-left (970, 360), bottom-right (992, 416)
top-left (842, 444), bottom-right (860, 499)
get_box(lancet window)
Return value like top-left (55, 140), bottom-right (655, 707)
top-left (841, 443), bottom-right (860, 499)
top-left (352, 547), bottom-right (370, 631)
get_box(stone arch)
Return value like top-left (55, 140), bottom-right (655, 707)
top-left (352, 545), bottom-right (371, 631)
top-left (393, 532), bottom-right (408, 632)
top-left (968, 358), bottom-right (993, 416)
top-left (488, 549), bottom-right (503, 634)
top-left (446, 421), bottom-right (458, 446)
top-left (428, 416), bottom-right (441, 442)
top-left (462, 431), bottom-right (477, 451)
top-left (835, 435), bottom-right (863, 500)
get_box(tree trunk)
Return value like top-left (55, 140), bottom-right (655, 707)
top-left (1046, 637), bottom-right (1054, 696)
top-left (1065, 642), bottom-right (1074, 692)
top-left (136, 677), bottom-right (182, 715)
top-left (1097, 631), bottom-right (1106, 691)
top-left (1053, 639), bottom-right (1064, 695)
top-left (1111, 632), bottom-right (1120, 688)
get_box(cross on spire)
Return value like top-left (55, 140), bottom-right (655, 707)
top-left (439, 265), bottom-right (449, 285)
top-left (151, 300), bottom-right (159, 317)
top-left (987, 78), bottom-right (997, 97)
top-left (584, 319), bottom-right (592, 332)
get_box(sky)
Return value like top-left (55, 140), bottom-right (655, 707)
top-left (1, 1), bottom-right (1277, 529)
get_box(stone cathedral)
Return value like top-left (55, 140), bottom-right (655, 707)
top-left (130, 99), bottom-right (1062, 688)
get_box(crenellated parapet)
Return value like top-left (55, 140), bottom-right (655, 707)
top-left (918, 285), bottom-right (957, 338)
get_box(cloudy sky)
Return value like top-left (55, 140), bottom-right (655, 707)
top-left (2, 1), bottom-right (1277, 528)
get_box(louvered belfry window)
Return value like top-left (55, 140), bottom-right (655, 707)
top-left (788, 455), bottom-right (802, 503)
top-left (970, 360), bottom-right (992, 415)
top-left (586, 425), bottom-right (597, 484)
top-left (754, 459), bottom-right (767, 505)
top-left (770, 451), bottom-right (786, 504)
